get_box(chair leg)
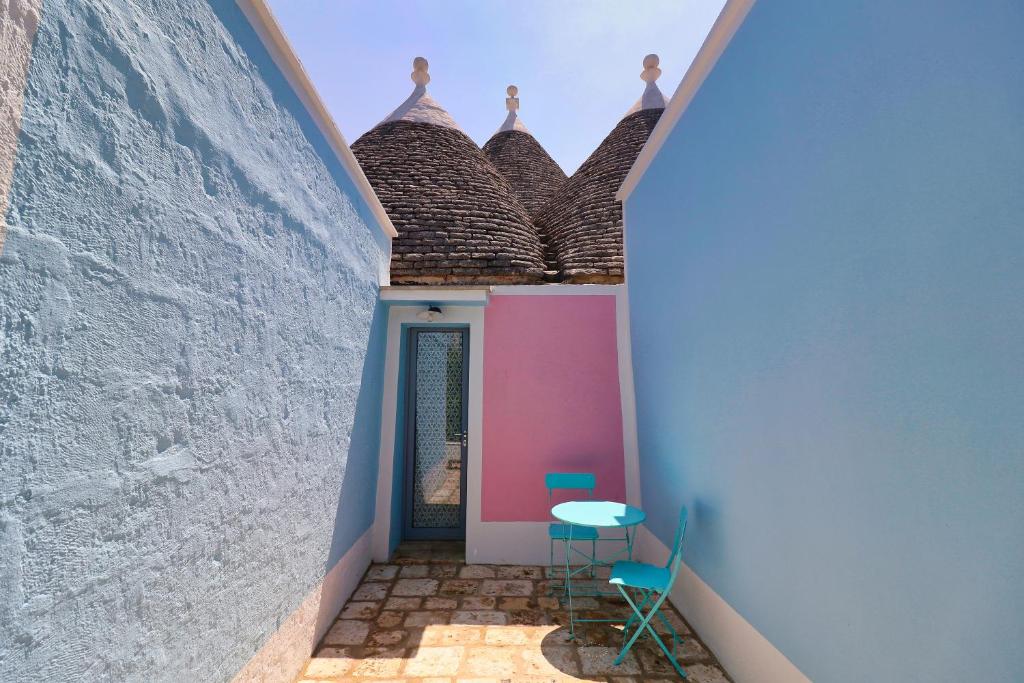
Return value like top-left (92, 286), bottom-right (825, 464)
top-left (549, 539), bottom-right (568, 596)
top-left (654, 607), bottom-right (680, 656)
top-left (615, 585), bottom-right (687, 678)
top-left (549, 539), bottom-right (555, 592)
top-left (622, 587), bottom-right (652, 637)
top-left (590, 539), bottom-right (596, 578)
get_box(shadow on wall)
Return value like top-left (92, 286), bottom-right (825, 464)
top-left (230, 302), bottom-right (388, 683)
top-left (313, 301), bottom-right (389, 639)
top-left (686, 497), bottom-right (723, 574)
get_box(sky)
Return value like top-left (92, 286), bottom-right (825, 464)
top-left (268, 0), bottom-right (726, 175)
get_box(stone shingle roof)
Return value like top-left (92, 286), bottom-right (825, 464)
top-left (533, 107), bottom-right (663, 283)
top-left (351, 120), bottom-right (546, 284)
top-left (483, 130), bottom-right (567, 219)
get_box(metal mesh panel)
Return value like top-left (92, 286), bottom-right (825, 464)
top-left (412, 331), bottom-right (464, 528)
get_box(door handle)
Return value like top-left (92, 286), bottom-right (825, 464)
top-left (460, 432), bottom-right (468, 448)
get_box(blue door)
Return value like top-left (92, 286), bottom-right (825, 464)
top-left (403, 328), bottom-right (469, 540)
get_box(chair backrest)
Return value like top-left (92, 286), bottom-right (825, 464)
top-left (665, 506), bottom-right (689, 580)
top-left (545, 472), bottom-right (596, 501)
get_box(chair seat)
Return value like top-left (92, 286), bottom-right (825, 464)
top-left (548, 523), bottom-right (599, 541)
top-left (609, 560), bottom-right (671, 592)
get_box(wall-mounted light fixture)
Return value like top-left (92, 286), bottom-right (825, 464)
top-left (416, 305), bottom-right (444, 322)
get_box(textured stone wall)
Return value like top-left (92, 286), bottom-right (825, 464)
top-left (0, 1), bottom-right (388, 680)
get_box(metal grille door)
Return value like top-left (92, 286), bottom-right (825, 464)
top-left (405, 329), bottom-right (467, 538)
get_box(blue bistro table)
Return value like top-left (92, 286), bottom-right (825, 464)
top-left (551, 500), bottom-right (646, 638)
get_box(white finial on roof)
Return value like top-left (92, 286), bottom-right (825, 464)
top-left (506, 85), bottom-right (520, 111)
top-left (411, 56), bottom-right (430, 86)
top-left (626, 53), bottom-right (668, 115)
top-left (382, 57), bottom-right (462, 130)
top-left (497, 84), bottom-right (530, 134)
top-left (641, 54), bottom-right (662, 83)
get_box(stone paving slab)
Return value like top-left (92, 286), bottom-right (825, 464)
top-left (299, 541), bottom-right (733, 682)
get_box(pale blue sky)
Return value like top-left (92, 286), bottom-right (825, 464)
top-left (268, 0), bottom-right (725, 174)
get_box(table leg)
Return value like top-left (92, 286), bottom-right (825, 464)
top-left (565, 522), bottom-right (575, 639)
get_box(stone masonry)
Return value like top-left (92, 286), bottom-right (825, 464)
top-left (299, 541), bottom-right (733, 682)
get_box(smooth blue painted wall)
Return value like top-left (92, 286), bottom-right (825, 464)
top-left (626, 2), bottom-right (1023, 681)
top-left (0, 1), bottom-right (388, 680)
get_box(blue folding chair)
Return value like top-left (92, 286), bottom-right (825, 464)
top-left (546, 472), bottom-right (599, 589)
top-left (609, 506), bottom-right (689, 677)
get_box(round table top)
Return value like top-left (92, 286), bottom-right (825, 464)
top-left (551, 500), bottom-right (646, 528)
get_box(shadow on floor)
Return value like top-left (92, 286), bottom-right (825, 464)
top-left (300, 541), bottom-right (733, 682)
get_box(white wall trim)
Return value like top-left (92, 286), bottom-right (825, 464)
top-left (489, 283), bottom-right (624, 296)
top-left (232, 527), bottom-right (372, 683)
top-left (235, 0), bottom-right (398, 240)
top-left (637, 528), bottom-right (811, 683)
top-left (469, 521), bottom-right (635, 566)
top-left (380, 287), bottom-right (491, 304)
top-left (616, 0), bottom-right (756, 202)
top-left (372, 305), bottom-right (486, 562)
top-left (469, 522), bottom-right (551, 565)
top-left (372, 306), bottom-right (403, 560)
top-left (613, 286), bottom-right (642, 508)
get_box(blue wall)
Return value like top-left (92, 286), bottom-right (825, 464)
top-left (626, 2), bottom-right (1023, 681)
top-left (0, 1), bottom-right (388, 680)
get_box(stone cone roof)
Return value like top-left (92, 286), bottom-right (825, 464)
top-left (483, 130), bottom-right (568, 219)
top-left (533, 56), bottom-right (668, 283)
top-left (482, 86), bottom-right (567, 221)
top-left (352, 120), bottom-right (545, 284)
top-left (351, 59), bottom-right (545, 285)
top-left (533, 107), bottom-right (663, 283)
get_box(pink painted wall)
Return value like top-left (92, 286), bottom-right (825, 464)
top-left (482, 294), bottom-right (626, 521)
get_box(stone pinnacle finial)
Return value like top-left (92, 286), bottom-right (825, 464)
top-left (630, 53), bottom-right (668, 112)
top-left (641, 54), bottom-right (662, 83)
top-left (497, 85), bottom-right (528, 133)
top-left (411, 56), bottom-right (430, 86)
top-left (505, 85), bottom-right (520, 112)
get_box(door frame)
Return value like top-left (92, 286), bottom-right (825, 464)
top-left (402, 327), bottom-right (470, 541)
top-left (372, 303), bottom-right (485, 563)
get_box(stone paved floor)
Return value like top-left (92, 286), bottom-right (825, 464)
top-left (299, 541), bottom-right (732, 682)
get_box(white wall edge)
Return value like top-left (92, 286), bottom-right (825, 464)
top-left (616, 0), bottom-right (756, 202)
top-left (637, 528), bottom-right (811, 683)
top-left (469, 521), bottom-right (634, 567)
top-left (463, 307), bottom-right (486, 564)
top-left (371, 305), bottom-right (404, 561)
top-left (489, 283), bottom-right (624, 296)
top-left (469, 521), bottom-right (551, 565)
top-left (232, 527), bottom-right (372, 683)
top-left (372, 305), bottom-right (486, 562)
top-left (235, 0), bottom-right (398, 241)
top-left (614, 286), bottom-right (642, 509)
top-left (380, 287), bottom-right (491, 303)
